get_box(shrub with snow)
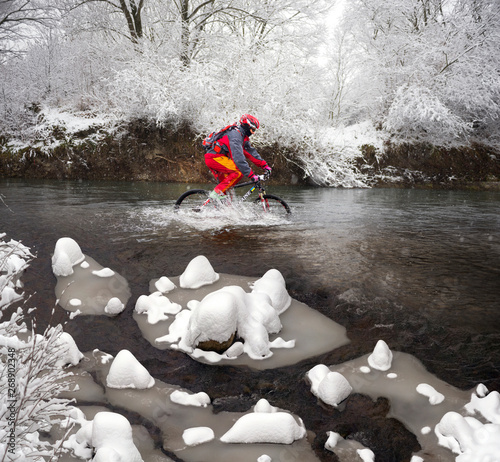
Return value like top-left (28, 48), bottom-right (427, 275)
top-left (1, 235), bottom-right (80, 460)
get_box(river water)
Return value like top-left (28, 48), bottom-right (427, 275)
top-left (1, 179), bottom-right (499, 460)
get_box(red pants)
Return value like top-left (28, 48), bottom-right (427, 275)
top-left (205, 154), bottom-right (243, 194)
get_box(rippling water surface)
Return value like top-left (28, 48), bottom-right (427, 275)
top-left (1, 178), bottom-right (499, 459)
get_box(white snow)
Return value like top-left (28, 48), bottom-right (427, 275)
top-left (51, 237), bottom-right (85, 277)
top-left (135, 292), bottom-right (182, 324)
top-left (357, 448), bottom-right (375, 462)
top-left (182, 427), bottom-right (215, 446)
top-left (220, 399), bottom-right (306, 444)
top-left (306, 364), bottom-right (352, 407)
top-left (92, 267), bottom-right (115, 277)
top-left (154, 276), bottom-right (176, 293)
top-left (106, 349), bottom-right (155, 389)
top-left (52, 238), bottom-right (131, 316)
top-left (186, 290), bottom-right (239, 347)
top-left (54, 332), bottom-right (84, 366)
top-left (367, 339), bottom-right (393, 371)
top-left (416, 383), bottom-right (445, 405)
top-left (90, 412), bottom-right (144, 462)
top-left (105, 297), bottom-right (125, 315)
top-left (325, 431), bottom-right (343, 450)
top-left (170, 390), bottom-right (211, 407)
top-left (250, 268), bottom-right (292, 314)
top-left (179, 255), bottom-right (219, 289)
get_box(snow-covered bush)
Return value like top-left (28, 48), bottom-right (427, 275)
top-left (1, 235), bottom-right (80, 460)
top-left (383, 85), bottom-right (470, 143)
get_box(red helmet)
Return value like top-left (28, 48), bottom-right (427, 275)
top-left (239, 114), bottom-right (260, 130)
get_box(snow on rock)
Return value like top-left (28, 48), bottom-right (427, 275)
top-left (416, 383), bottom-right (445, 405)
top-left (92, 447), bottom-right (122, 462)
top-left (186, 290), bottom-right (239, 348)
top-left (220, 399), bottom-right (306, 444)
top-left (106, 349), bottom-right (155, 389)
top-left (52, 238), bottom-right (131, 316)
top-left (258, 456), bottom-right (272, 462)
top-left (435, 389), bottom-right (500, 461)
top-left (170, 390), bottom-right (211, 407)
top-left (250, 269), bottom-right (291, 314)
top-left (154, 276), bottom-right (176, 293)
top-left (91, 412), bottom-right (143, 462)
top-left (183, 285), bottom-right (284, 359)
top-left (254, 398), bottom-right (278, 413)
top-left (51, 237), bottom-right (85, 277)
top-left (55, 332), bottom-right (84, 366)
top-left (357, 448), bottom-right (375, 462)
top-left (367, 339), bottom-right (393, 371)
top-left (92, 268), bottom-right (115, 277)
top-left (465, 389), bottom-right (500, 424)
top-left (325, 431), bottom-right (343, 451)
top-left (306, 365), bottom-right (352, 407)
top-left (179, 255), bottom-right (219, 289)
top-left (105, 297), bottom-right (125, 316)
top-left (182, 427), bottom-right (215, 447)
top-left (135, 292), bottom-right (182, 324)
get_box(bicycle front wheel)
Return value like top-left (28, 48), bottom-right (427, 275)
top-left (174, 189), bottom-right (211, 212)
top-left (254, 194), bottom-right (291, 215)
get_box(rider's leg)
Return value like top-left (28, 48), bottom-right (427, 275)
top-left (205, 155), bottom-right (243, 194)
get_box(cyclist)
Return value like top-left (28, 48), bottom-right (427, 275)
top-left (204, 114), bottom-right (272, 202)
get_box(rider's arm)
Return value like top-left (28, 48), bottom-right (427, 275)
top-left (226, 130), bottom-right (253, 177)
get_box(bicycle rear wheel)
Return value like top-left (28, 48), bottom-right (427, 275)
top-left (254, 194), bottom-right (291, 215)
top-left (174, 189), bottom-right (211, 212)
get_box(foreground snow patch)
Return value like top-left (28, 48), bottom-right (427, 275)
top-left (221, 399), bottom-right (306, 444)
top-left (91, 412), bottom-right (143, 462)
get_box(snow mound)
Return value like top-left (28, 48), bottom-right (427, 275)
top-left (416, 383), bottom-right (445, 405)
top-left (135, 292), bottom-right (181, 324)
top-left (221, 400), bottom-right (306, 444)
top-left (367, 339), bottom-right (393, 371)
top-left (105, 297), bottom-right (125, 315)
top-left (179, 255), bottom-right (219, 289)
top-left (106, 349), bottom-right (155, 389)
top-left (155, 276), bottom-right (176, 293)
top-left (52, 237), bottom-right (85, 277)
top-left (170, 390), bottom-right (211, 407)
top-left (182, 427), bottom-right (214, 446)
top-left (307, 364), bottom-right (352, 407)
top-left (55, 332), bottom-right (84, 366)
top-left (184, 285), bottom-right (284, 359)
top-left (91, 412), bottom-right (143, 462)
top-left (251, 269), bottom-right (291, 314)
top-left (186, 290), bottom-right (239, 347)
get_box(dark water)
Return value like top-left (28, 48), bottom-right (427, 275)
top-left (1, 178), bottom-right (500, 459)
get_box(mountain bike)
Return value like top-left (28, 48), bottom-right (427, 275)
top-left (174, 173), bottom-right (291, 215)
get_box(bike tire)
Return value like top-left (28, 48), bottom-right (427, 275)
top-left (254, 194), bottom-right (291, 215)
top-left (174, 189), bottom-right (211, 212)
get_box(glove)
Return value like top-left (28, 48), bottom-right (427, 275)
top-left (263, 165), bottom-right (272, 173)
top-left (249, 174), bottom-right (260, 183)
